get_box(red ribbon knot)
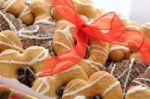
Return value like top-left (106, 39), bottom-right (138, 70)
top-left (39, 0), bottom-right (150, 77)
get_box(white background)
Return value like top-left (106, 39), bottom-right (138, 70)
top-left (93, 0), bottom-right (150, 23)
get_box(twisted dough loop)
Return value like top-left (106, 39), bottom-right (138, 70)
top-left (2, 0), bottom-right (34, 25)
top-left (52, 19), bottom-right (109, 76)
top-left (63, 71), bottom-right (123, 99)
top-left (51, 0), bottom-right (104, 20)
top-left (0, 30), bottom-right (23, 52)
top-left (0, 46), bottom-right (49, 78)
top-left (32, 66), bottom-right (88, 98)
top-left (30, 0), bottom-right (52, 23)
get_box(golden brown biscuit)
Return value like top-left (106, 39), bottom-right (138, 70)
top-left (52, 19), bottom-right (109, 76)
top-left (30, 0), bottom-right (52, 23)
top-left (51, 0), bottom-right (104, 20)
top-left (140, 24), bottom-right (150, 41)
top-left (32, 66), bottom-right (88, 98)
top-left (63, 71), bottom-right (123, 99)
top-left (109, 44), bottom-right (130, 62)
top-left (129, 53), bottom-right (143, 62)
top-left (0, 46), bottom-right (49, 78)
top-left (0, 30), bottom-right (23, 52)
top-left (2, 0), bottom-right (34, 25)
top-left (19, 5), bottom-right (34, 25)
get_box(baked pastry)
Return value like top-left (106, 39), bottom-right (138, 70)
top-left (140, 23), bottom-right (150, 41)
top-left (32, 66), bottom-right (88, 98)
top-left (109, 44), bottom-right (130, 62)
top-left (0, 46), bottom-right (49, 79)
top-left (18, 0), bottom-right (55, 53)
top-left (52, 19), bottom-right (109, 76)
top-left (51, 0), bottom-right (104, 20)
top-left (0, 30), bottom-right (23, 52)
top-left (126, 66), bottom-right (150, 99)
top-left (129, 53), bottom-right (143, 62)
top-left (63, 71), bottom-right (123, 99)
top-left (2, 0), bottom-right (34, 25)
top-left (30, 0), bottom-right (52, 23)
top-left (0, 0), bottom-right (4, 9)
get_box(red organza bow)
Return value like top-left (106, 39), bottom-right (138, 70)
top-left (39, 0), bottom-right (150, 77)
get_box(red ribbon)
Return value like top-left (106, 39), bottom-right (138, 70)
top-left (39, 0), bottom-right (150, 77)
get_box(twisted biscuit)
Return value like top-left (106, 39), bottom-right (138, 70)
top-left (126, 66), bottom-right (150, 99)
top-left (73, 0), bottom-right (104, 18)
top-left (109, 44), bottom-right (130, 62)
top-left (30, 0), bottom-right (52, 24)
top-left (0, 30), bottom-right (23, 52)
top-left (52, 19), bottom-right (109, 76)
top-left (51, 0), bottom-right (104, 20)
top-left (32, 66), bottom-right (88, 98)
top-left (129, 53), bottom-right (143, 62)
top-left (0, 0), bottom-right (4, 9)
top-left (2, 0), bottom-right (34, 25)
top-left (139, 23), bottom-right (150, 41)
top-left (18, 0), bottom-right (55, 50)
top-left (0, 46), bottom-right (49, 78)
top-left (63, 71), bottom-right (123, 99)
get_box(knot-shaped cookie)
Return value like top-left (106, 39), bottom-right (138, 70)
top-left (0, 30), bottom-right (23, 52)
top-left (32, 66), bottom-right (88, 98)
top-left (52, 19), bottom-right (109, 76)
top-left (0, 46), bottom-right (49, 78)
top-left (51, 0), bottom-right (104, 20)
top-left (2, 0), bottom-right (34, 25)
top-left (63, 71), bottom-right (123, 99)
top-left (18, 0), bottom-right (55, 51)
top-left (30, 0), bottom-right (52, 23)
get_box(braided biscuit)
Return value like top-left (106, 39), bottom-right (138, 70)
top-left (0, 46), bottom-right (49, 78)
top-left (0, 0), bottom-right (4, 9)
top-left (63, 71), bottom-right (123, 99)
top-left (2, 0), bottom-right (34, 25)
top-left (19, 0), bottom-right (55, 51)
top-left (139, 23), bottom-right (150, 41)
top-left (30, 0), bottom-right (52, 23)
top-left (32, 66), bottom-right (88, 98)
top-left (52, 19), bottom-right (109, 76)
top-left (126, 66), bottom-right (150, 99)
top-left (109, 44), bottom-right (130, 62)
top-left (0, 30), bottom-right (23, 52)
top-left (73, 0), bottom-right (104, 18)
top-left (51, 0), bottom-right (104, 20)
top-left (129, 53), bottom-right (143, 62)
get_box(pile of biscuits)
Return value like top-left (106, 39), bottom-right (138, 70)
top-left (0, 0), bottom-right (149, 99)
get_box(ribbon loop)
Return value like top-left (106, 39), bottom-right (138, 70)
top-left (39, 0), bottom-right (150, 77)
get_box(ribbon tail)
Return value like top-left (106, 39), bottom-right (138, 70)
top-left (39, 30), bottom-right (88, 77)
top-left (52, 0), bottom-right (84, 26)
